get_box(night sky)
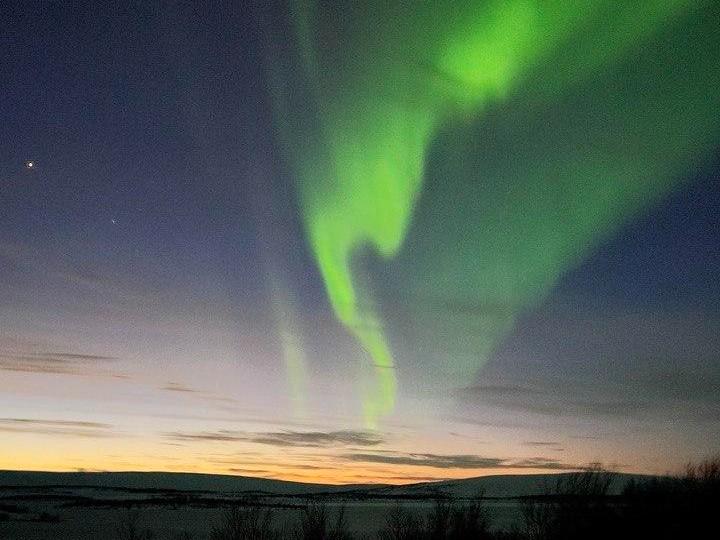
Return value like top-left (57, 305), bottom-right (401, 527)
top-left (1, 1), bottom-right (719, 483)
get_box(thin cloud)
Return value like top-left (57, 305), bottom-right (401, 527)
top-left (468, 308), bottom-right (720, 425)
top-left (227, 468), bottom-right (274, 475)
top-left (0, 351), bottom-right (117, 363)
top-left (0, 418), bottom-right (111, 429)
top-left (459, 382), bottom-right (653, 420)
top-left (0, 363), bottom-right (80, 375)
top-left (523, 441), bottom-right (560, 447)
top-left (343, 453), bottom-right (504, 469)
top-left (0, 349), bottom-right (120, 377)
top-left (0, 417), bottom-right (115, 438)
top-left (165, 429), bottom-right (384, 448)
top-left (510, 457), bottom-right (573, 470)
top-left (342, 451), bottom-right (577, 471)
top-left (523, 441), bottom-right (565, 451)
top-left (459, 384), bottom-right (546, 398)
top-left (380, 475), bottom-right (452, 482)
top-left (38, 352), bottom-right (116, 361)
top-left (166, 430), bottom-right (242, 442)
top-left (250, 430), bottom-right (384, 447)
top-left (161, 382), bottom-right (197, 393)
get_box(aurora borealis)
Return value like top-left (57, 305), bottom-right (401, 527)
top-left (268, 0), bottom-right (720, 426)
top-left (1, 0), bottom-right (720, 483)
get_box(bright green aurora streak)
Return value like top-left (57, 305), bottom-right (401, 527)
top-left (266, 1), bottom-right (720, 427)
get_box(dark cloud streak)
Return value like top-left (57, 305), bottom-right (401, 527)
top-left (0, 418), bottom-right (115, 438)
top-left (0, 349), bottom-right (120, 377)
top-left (161, 382), bottom-right (197, 393)
top-left (342, 451), bottom-right (578, 471)
top-left (165, 429), bottom-right (384, 448)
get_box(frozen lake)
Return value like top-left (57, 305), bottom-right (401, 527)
top-left (0, 491), bottom-right (527, 539)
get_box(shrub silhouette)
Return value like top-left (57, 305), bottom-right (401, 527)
top-left (379, 503), bottom-right (422, 540)
top-left (522, 464), bottom-right (617, 540)
top-left (115, 509), bottom-right (156, 540)
top-left (447, 500), bottom-right (491, 539)
top-left (294, 501), bottom-right (353, 540)
top-left (210, 505), bottom-right (278, 540)
top-left (519, 457), bottom-right (720, 540)
top-left (621, 455), bottom-right (720, 540)
top-left (428, 498), bottom-right (491, 540)
top-left (379, 497), bottom-right (490, 540)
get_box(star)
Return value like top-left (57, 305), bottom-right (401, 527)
top-left (25, 160), bottom-right (35, 169)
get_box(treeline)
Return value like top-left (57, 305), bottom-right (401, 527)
top-left (520, 458), bottom-right (720, 540)
top-left (115, 457), bottom-right (719, 540)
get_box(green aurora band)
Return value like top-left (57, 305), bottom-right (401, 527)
top-left (265, 0), bottom-right (720, 427)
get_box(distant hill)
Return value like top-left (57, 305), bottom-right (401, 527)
top-left (0, 470), bottom-right (654, 498)
top-left (368, 472), bottom-right (655, 498)
top-left (0, 470), bottom-right (364, 495)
